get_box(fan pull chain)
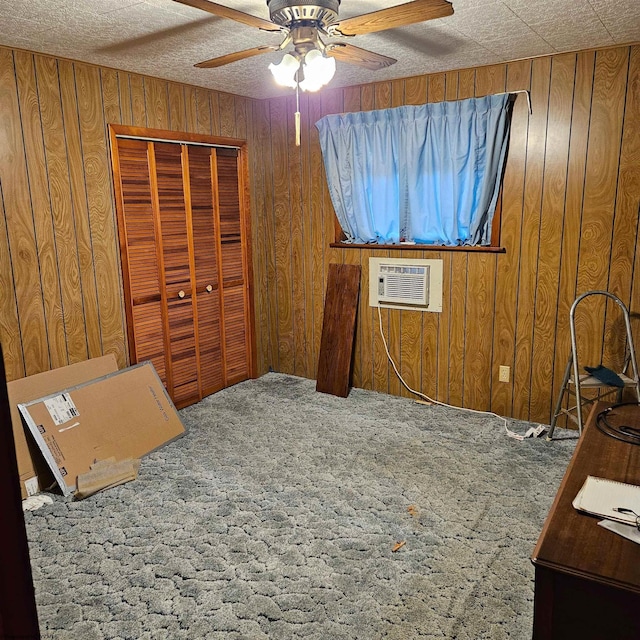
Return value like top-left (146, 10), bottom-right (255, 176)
top-left (295, 82), bottom-right (301, 147)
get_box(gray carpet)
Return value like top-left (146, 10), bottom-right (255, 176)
top-left (24, 373), bottom-right (576, 640)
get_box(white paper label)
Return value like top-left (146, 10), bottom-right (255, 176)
top-left (44, 393), bottom-right (80, 426)
top-left (25, 476), bottom-right (40, 496)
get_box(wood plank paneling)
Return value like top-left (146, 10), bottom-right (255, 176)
top-left (270, 97), bottom-right (294, 374)
top-left (250, 100), bottom-right (270, 375)
top-left (219, 93), bottom-right (236, 138)
top-left (144, 77), bottom-right (169, 130)
top-left (0, 45), bottom-right (261, 382)
top-left (605, 46), bottom-right (640, 372)
top-left (287, 95), bottom-right (306, 378)
top-left (255, 44), bottom-right (640, 425)
top-left (552, 51), bottom-right (595, 425)
top-left (576, 48), bottom-right (629, 370)
top-left (420, 73), bottom-right (444, 402)
top-left (512, 56), bottom-right (551, 419)
top-left (129, 74), bottom-right (146, 127)
top-left (309, 93), bottom-right (326, 376)
top-left (448, 69), bottom-right (474, 407)
top-left (195, 88), bottom-right (212, 135)
top-left (15, 52), bottom-right (67, 369)
top-left (529, 54), bottom-right (575, 423)
top-left (33, 55), bottom-right (87, 366)
top-left (299, 92), bottom-right (315, 380)
top-left (490, 58), bottom-right (531, 418)
top-left (74, 62), bottom-right (127, 366)
top-left (0, 49), bottom-right (49, 376)
top-left (58, 60), bottom-right (103, 362)
top-left (2, 41), bottom-right (640, 429)
top-left (437, 71), bottom-right (459, 404)
top-left (0, 178), bottom-right (24, 380)
top-left (168, 83), bottom-right (187, 132)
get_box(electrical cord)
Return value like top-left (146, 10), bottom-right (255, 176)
top-left (595, 402), bottom-right (640, 445)
top-left (376, 306), bottom-right (536, 440)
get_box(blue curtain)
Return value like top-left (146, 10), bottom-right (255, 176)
top-left (315, 95), bottom-right (512, 246)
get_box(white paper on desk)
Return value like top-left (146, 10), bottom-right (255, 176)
top-left (573, 476), bottom-right (640, 525)
top-left (598, 519), bottom-right (640, 545)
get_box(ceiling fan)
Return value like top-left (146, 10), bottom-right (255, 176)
top-left (172, 0), bottom-right (454, 89)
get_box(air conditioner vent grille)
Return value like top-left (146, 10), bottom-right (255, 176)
top-left (380, 265), bottom-right (428, 304)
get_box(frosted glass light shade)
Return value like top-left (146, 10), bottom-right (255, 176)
top-left (299, 49), bottom-right (336, 92)
top-left (268, 53), bottom-right (300, 88)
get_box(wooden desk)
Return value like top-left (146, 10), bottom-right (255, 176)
top-left (531, 402), bottom-right (640, 639)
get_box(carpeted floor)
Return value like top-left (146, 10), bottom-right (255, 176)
top-left (24, 373), bottom-right (576, 639)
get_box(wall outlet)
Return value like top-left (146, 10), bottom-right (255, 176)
top-left (499, 365), bottom-right (510, 383)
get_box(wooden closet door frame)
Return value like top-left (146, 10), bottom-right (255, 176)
top-left (108, 124), bottom-right (257, 383)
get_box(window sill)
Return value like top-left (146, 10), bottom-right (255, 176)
top-left (330, 242), bottom-right (506, 253)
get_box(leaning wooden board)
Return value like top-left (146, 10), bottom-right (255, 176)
top-left (316, 263), bottom-right (361, 397)
top-left (18, 362), bottom-right (185, 497)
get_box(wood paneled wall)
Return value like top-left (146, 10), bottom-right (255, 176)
top-left (251, 44), bottom-right (640, 424)
top-left (2, 43), bottom-right (639, 426)
top-left (0, 47), bottom-right (259, 382)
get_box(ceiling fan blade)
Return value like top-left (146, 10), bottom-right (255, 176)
top-left (326, 43), bottom-right (396, 71)
top-left (195, 45), bottom-right (281, 69)
top-left (172, 0), bottom-right (281, 32)
top-left (331, 0), bottom-right (453, 37)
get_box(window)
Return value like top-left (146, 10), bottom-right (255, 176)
top-left (316, 95), bottom-right (512, 251)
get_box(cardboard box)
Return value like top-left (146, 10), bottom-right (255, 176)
top-left (18, 361), bottom-right (185, 497)
top-left (8, 355), bottom-right (119, 498)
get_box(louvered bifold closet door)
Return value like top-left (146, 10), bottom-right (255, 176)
top-left (187, 146), bottom-right (224, 396)
top-left (115, 138), bottom-right (169, 384)
top-left (111, 125), bottom-right (254, 409)
top-left (215, 148), bottom-right (250, 385)
top-left (153, 143), bottom-right (200, 407)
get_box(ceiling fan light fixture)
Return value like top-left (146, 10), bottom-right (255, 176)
top-left (299, 48), bottom-right (336, 92)
top-left (268, 52), bottom-right (300, 88)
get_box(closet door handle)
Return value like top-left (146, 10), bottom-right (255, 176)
top-left (178, 290), bottom-right (186, 299)
top-left (206, 284), bottom-right (213, 293)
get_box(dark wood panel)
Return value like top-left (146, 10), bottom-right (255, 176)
top-left (316, 263), bottom-right (361, 397)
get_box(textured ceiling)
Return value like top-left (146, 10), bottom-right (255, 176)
top-left (1, 0), bottom-right (639, 100)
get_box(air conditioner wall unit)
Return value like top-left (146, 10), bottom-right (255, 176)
top-left (369, 257), bottom-right (443, 312)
